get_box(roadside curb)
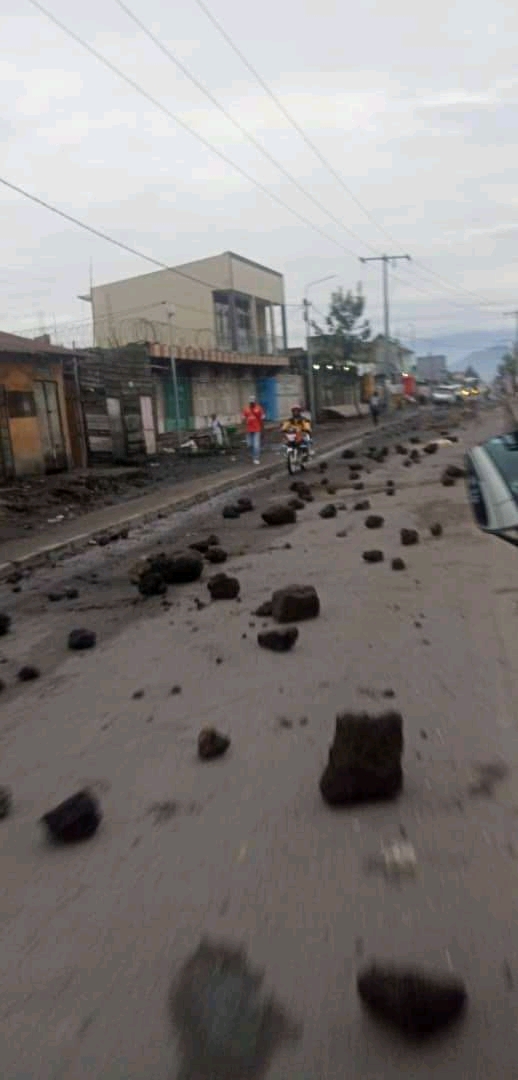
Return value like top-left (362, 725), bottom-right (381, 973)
top-left (0, 412), bottom-right (419, 580)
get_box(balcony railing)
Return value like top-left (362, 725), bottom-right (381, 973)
top-left (215, 333), bottom-right (285, 356)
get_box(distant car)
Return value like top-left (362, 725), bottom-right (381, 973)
top-left (432, 385), bottom-right (458, 405)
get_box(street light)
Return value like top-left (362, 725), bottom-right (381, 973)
top-left (303, 275), bottom-right (337, 422)
top-left (162, 303), bottom-right (182, 444)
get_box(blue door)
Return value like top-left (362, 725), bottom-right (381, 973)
top-left (256, 376), bottom-right (278, 421)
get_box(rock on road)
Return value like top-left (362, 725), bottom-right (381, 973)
top-left (1, 407), bottom-right (518, 1078)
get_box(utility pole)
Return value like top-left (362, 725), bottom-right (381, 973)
top-left (166, 305), bottom-right (182, 443)
top-left (359, 254), bottom-right (411, 388)
top-left (303, 274), bottom-right (337, 424)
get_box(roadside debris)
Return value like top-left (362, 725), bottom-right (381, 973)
top-left (0, 613), bottom-right (11, 636)
top-left (205, 547), bottom-right (228, 564)
top-left (222, 503), bottom-right (241, 519)
top-left (258, 627), bottom-right (299, 652)
top-left (262, 504), bottom-right (296, 526)
top-left (319, 504), bottom-right (337, 519)
top-left (357, 963), bottom-right (467, 1036)
top-left (342, 448), bottom-right (356, 459)
top-left (271, 585), bottom-right (320, 623)
top-left (365, 515), bottom-right (384, 529)
top-left (237, 496), bottom-right (254, 513)
top-left (149, 551), bottom-right (204, 584)
top-left (208, 573), bottom-right (240, 600)
top-left (430, 522), bottom-right (443, 537)
top-left (354, 499), bottom-right (371, 511)
top-left (363, 550), bottom-right (384, 563)
top-left (391, 558), bottom-right (406, 571)
top-left (41, 789), bottom-right (102, 844)
top-left (198, 727), bottom-right (231, 760)
top-left (401, 528), bottom-right (419, 546)
top-left (319, 710), bottom-right (403, 805)
top-left (68, 628), bottom-right (97, 651)
top-left (441, 472), bottom-right (456, 487)
top-left (423, 441), bottom-right (438, 455)
top-left (444, 464), bottom-right (466, 478)
top-left (137, 569), bottom-right (167, 597)
top-left (288, 497), bottom-right (305, 510)
top-left (0, 785), bottom-right (12, 819)
top-left (18, 665), bottom-right (40, 682)
top-left (254, 600), bottom-right (273, 617)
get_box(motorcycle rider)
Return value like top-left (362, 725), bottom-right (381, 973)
top-left (281, 404), bottom-right (312, 442)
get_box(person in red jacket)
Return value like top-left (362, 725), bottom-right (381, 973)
top-left (242, 395), bottom-right (265, 464)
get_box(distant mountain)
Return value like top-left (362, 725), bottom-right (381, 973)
top-left (412, 330), bottom-right (509, 378)
top-left (458, 346), bottom-right (507, 381)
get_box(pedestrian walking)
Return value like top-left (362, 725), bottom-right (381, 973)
top-left (370, 390), bottom-right (381, 427)
top-left (242, 395), bottom-right (265, 464)
top-left (211, 413), bottom-right (225, 448)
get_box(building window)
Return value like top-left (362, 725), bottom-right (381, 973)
top-left (7, 390), bottom-right (37, 418)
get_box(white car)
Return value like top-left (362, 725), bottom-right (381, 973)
top-left (432, 385), bottom-right (458, 405)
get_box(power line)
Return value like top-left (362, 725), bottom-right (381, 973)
top-left (114, 0), bottom-right (382, 256)
top-left (192, 0), bottom-right (503, 310)
top-left (28, 0), bottom-right (364, 262)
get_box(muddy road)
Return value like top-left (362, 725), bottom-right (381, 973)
top-left (2, 405), bottom-right (518, 1079)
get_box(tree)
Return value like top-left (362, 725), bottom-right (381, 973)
top-left (498, 351), bottom-right (518, 393)
top-left (464, 364), bottom-right (479, 380)
top-left (311, 284), bottom-right (370, 365)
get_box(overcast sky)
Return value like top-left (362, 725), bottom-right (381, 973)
top-left (2, 0), bottom-right (518, 359)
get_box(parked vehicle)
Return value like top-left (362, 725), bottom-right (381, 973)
top-left (283, 429), bottom-right (311, 474)
top-left (432, 385), bottom-right (459, 405)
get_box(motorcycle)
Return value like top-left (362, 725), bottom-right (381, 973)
top-left (283, 429), bottom-right (311, 475)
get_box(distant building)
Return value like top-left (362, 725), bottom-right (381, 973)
top-left (416, 354), bottom-right (447, 383)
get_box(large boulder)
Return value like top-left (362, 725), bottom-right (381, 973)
top-left (207, 573), bottom-right (240, 600)
top-left (198, 728), bottom-right (231, 761)
top-left (41, 789), bottom-right (102, 844)
top-left (365, 515), bottom-right (384, 529)
top-left (150, 551), bottom-right (203, 584)
top-left (320, 710), bottom-right (403, 805)
top-left (362, 549), bottom-right (384, 563)
top-left (262, 505), bottom-right (296, 526)
top-left (357, 963), bottom-right (467, 1036)
top-left (205, 547), bottom-right (228, 565)
top-left (319, 504), bottom-right (337, 519)
top-left (258, 627), bottom-right (298, 652)
top-left (271, 585), bottom-right (320, 623)
top-left (137, 568), bottom-right (167, 597)
top-left (400, 528), bottom-right (419, 546)
top-left (68, 628), bottom-right (97, 651)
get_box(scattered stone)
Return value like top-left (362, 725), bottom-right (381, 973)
top-left (12, 586), bottom-right (21, 594)
top-left (132, 689), bottom-right (145, 700)
top-left (342, 448), bottom-right (356, 459)
top-left (409, 436), bottom-right (421, 444)
top-left (7, 569), bottom-right (23, 585)
top-left (138, 569), bottom-right (167, 597)
top-left (391, 558), bottom-right (406, 571)
top-left (258, 627), bottom-right (299, 652)
top-left (198, 727), bottom-right (231, 761)
top-left (395, 444), bottom-right (407, 455)
top-left (290, 480), bottom-right (311, 497)
top-left (205, 547), bottom-right (228, 565)
top-left (262, 504), bottom-right (296, 526)
top-left (444, 463), bottom-right (466, 479)
top-left (351, 462), bottom-right (364, 472)
top-left (0, 785), bottom-right (12, 819)
top-left (237, 496), bottom-right (254, 513)
top-left (326, 484), bottom-right (337, 495)
top-left (386, 487), bottom-right (395, 495)
top-left (365, 515), bottom-right (384, 529)
top-left (468, 760), bottom-right (509, 797)
top-left (222, 503), bottom-right (241, 519)
top-left (319, 461), bottom-right (328, 473)
top-left (336, 529), bottom-right (348, 538)
top-left (0, 613), bottom-right (11, 636)
top-left (150, 551), bottom-right (203, 585)
top-left (18, 664), bottom-right (40, 682)
top-left (354, 500), bottom-right (371, 511)
top-left (363, 550), bottom-right (384, 563)
top-left (336, 502), bottom-right (347, 511)
top-left (48, 591), bottom-right (64, 602)
top-left (383, 688), bottom-right (396, 698)
top-left (320, 710), bottom-right (403, 805)
top-left (171, 685), bottom-right (182, 695)
top-left (271, 585), bottom-right (320, 623)
top-left (189, 539), bottom-right (212, 554)
top-left (194, 597), bottom-right (206, 610)
top-left (0, 679), bottom-right (5, 692)
top-left (68, 628), bottom-right (97, 651)
top-left (207, 534), bottom-right (220, 547)
top-left (207, 573), bottom-right (240, 601)
top-left (401, 528), bottom-right (419, 546)
top-left (41, 789), bottom-right (102, 844)
top-left (65, 587), bottom-right (79, 600)
top-left (288, 497), bottom-right (305, 510)
top-left (319, 504), bottom-right (337, 519)
top-left (357, 963), bottom-right (467, 1036)
top-left (441, 473), bottom-right (456, 487)
top-left (410, 449), bottom-right (420, 462)
top-left (423, 441), bottom-right (438, 455)
top-left (403, 459), bottom-right (412, 468)
top-left (277, 716), bottom-right (293, 729)
top-left (353, 482), bottom-right (365, 491)
top-left (430, 522), bottom-right (443, 537)
top-left (148, 800), bottom-right (178, 824)
top-left (254, 600), bottom-right (273, 617)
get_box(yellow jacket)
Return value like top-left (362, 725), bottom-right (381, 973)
top-left (282, 416), bottom-right (311, 434)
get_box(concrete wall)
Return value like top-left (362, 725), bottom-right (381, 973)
top-left (0, 357), bottom-right (71, 476)
top-left (190, 365), bottom-right (255, 429)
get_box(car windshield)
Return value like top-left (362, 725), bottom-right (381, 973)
top-left (484, 433), bottom-right (518, 502)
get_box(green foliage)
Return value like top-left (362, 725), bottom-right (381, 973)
top-left (312, 285), bottom-right (370, 365)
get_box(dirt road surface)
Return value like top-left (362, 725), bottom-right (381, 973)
top-left (2, 406), bottom-right (518, 1079)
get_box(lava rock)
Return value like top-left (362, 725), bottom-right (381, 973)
top-left (254, 600), bottom-right (273, 617)
top-left (222, 503), bottom-right (241, 519)
top-left (150, 551), bottom-right (203, 585)
top-left (319, 710), bottom-right (403, 805)
top-left (401, 528), bottom-right (419, 546)
top-left (403, 459), bottom-right (413, 468)
top-left (258, 627), bottom-right (299, 652)
top-left (444, 464), bottom-right (466, 479)
top-left (237, 496), bottom-right (254, 513)
top-left (391, 557), bottom-right (406, 571)
top-left (189, 539), bottom-right (212, 555)
top-left (271, 585), bottom-right (320, 623)
top-left (365, 515), bottom-right (384, 529)
top-left (395, 444), bottom-right (407, 455)
top-left (207, 573), bottom-right (240, 601)
top-left (410, 449), bottom-right (420, 462)
top-left (290, 480), bottom-right (311, 496)
top-left (386, 487), bottom-right (395, 496)
top-left (336, 529), bottom-right (348, 538)
top-left (41, 789), bottom-right (102, 844)
top-left (68, 628), bottom-right (97, 651)
top-left (319, 461), bottom-right (328, 473)
top-left (198, 727), bottom-right (231, 761)
top-left (262, 505), bottom-right (296, 527)
top-left (0, 613), bottom-right (11, 637)
top-left (66, 588), bottom-right (79, 600)
top-left (441, 473), bottom-right (456, 487)
top-left (354, 500), bottom-right (371, 511)
top-left (363, 550), bottom-right (384, 563)
top-left (423, 441), bottom-right (438, 455)
top-left (18, 664), bottom-right (40, 681)
top-left (353, 482), bottom-right (365, 491)
top-left (326, 484), bottom-right (337, 495)
top-left (430, 522), bottom-right (443, 537)
top-left (319, 504), bottom-right (337, 519)
top-left (409, 436), bottom-right (421, 444)
top-left (357, 963), bottom-right (467, 1037)
top-left (350, 463), bottom-right (364, 472)
top-left (207, 534), bottom-right (220, 547)
top-left (48, 591), bottom-right (64, 602)
top-left (204, 547), bottom-right (228, 565)
top-left (288, 497), bottom-right (305, 510)
top-left (0, 785), bottom-right (12, 819)
top-left (138, 569), bottom-right (167, 597)
top-left (342, 448), bottom-right (356, 459)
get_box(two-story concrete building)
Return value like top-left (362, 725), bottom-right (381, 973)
top-left (81, 252), bottom-right (301, 433)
